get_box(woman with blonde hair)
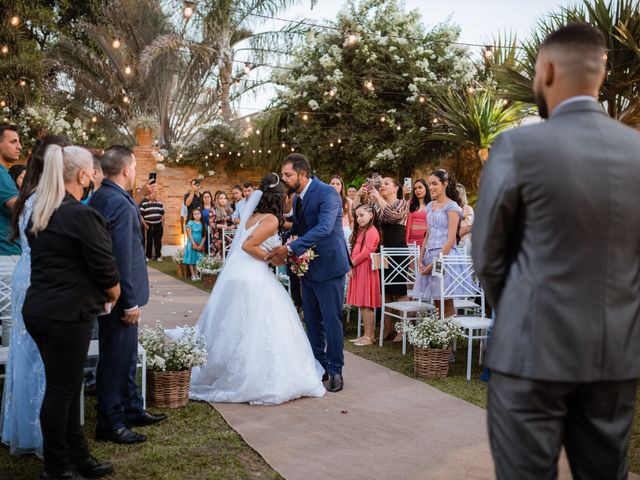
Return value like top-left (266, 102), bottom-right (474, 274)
top-left (22, 145), bottom-right (120, 480)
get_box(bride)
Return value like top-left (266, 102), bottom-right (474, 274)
top-left (186, 173), bottom-right (325, 405)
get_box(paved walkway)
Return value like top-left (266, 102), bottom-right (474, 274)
top-left (145, 268), bottom-right (636, 480)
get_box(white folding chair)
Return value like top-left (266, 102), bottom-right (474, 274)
top-left (80, 340), bottom-right (147, 425)
top-left (0, 277), bottom-right (12, 347)
top-left (221, 228), bottom-right (236, 261)
top-left (379, 245), bottom-right (434, 354)
top-left (436, 254), bottom-right (492, 380)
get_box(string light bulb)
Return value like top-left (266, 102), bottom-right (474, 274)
top-left (364, 80), bottom-right (374, 91)
top-left (256, 129), bottom-right (261, 135)
top-left (432, 117), bottom-right (439, 125)
top-left (467, 86), bottom-right (475, 94)
top-left (0, 101), bottom-right (5, 108)
top-left (124, 65), bottom-right (132, 75)
top-left (329, 142), bottom-right (334, 147)
top-left (418, 96), bottom-right (425, 104)
top-left (19, 79), bottom-right (27, 87)
top-left (267, 149), bottom-right (271, 154)
top-left (302, 113), bottom-right (309, 121)
top-left (10, 16), bottom-right (20, 27)
top-left (290, 147), bottom-right (295, 152)
top-left (337, 138), bottom-right (342, 144)
top-left (91, 116), bottom-right (98, 123)
top-left (328, 87), bottom-right (337, 97)
top-left (245, 117), bottom-right (251, 123)
top-left (281, 143), bottom-right (286, 148)
top-left (122, 95), bottom-right (130, 104)
top-left (379, 115), bottom-right (386, 123)
top-left (1, 45), bottom-right (8, 55)
top-left (219, 143), bottom-right (224, 149)
top-left (112, 38), bottom-right (122, 49)
top-left (347, 33), bottom-right (358, 45)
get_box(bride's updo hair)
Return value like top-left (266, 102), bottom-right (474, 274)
top-left (255, 172), bottom-right (286, 230)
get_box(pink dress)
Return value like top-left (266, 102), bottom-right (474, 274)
top-left (405, 208), bottom-right (427, 247)
top-left (347, 228), bottom-right (381, 308)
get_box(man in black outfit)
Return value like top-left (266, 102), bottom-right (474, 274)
top-left (140, 190), bottom-right (165, 261)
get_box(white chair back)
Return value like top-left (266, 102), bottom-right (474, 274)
top-left (437, 254), bottom-right (484, 319)
top-left (221, 229), bottom-right (236, 261)
top-left (379, 245), bottom-right (420, 297)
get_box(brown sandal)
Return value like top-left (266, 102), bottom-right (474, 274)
top-left (354, 336), bottom-right (374, 346)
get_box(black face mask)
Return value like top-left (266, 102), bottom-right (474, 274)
top-left (81, 180), bottom-right (95, 201)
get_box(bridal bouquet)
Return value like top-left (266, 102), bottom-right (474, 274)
top-left (286, 238), bottom-right (318, 277)
top-left (140, 321), bottom-right (208, 372)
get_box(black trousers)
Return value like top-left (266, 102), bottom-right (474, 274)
top-left (24, 315), bottom-right (93, 475)
top-left (488, 370), bottom-right (637, 480)
top-left (144, 223), bottom-right (163, 259)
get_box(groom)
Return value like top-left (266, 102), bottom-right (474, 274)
top-left (267, 154), bottom-right (350, 392)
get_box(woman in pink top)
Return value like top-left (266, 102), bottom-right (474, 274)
top-left (405, 179), bottom-right (429, 247)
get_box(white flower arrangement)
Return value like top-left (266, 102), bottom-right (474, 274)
top-left (139, 322), bottom-right (208, 372)
top-left (395, 311), bottom-right (464, 350)
top-left (307, 99), bottom-right (320, 111)
top-left (172, 248), bottom-right (184, 264)
top-left (196, 255), bottom-right (224, 275)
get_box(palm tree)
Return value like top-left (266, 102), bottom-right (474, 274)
top-left (492, 0), bottom-right (640, 128)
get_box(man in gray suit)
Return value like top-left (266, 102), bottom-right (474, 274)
top-left (473, 23), bottom-right (640, 480)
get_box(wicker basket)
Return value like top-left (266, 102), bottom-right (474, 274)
top-left (413, 347), bottom-right (451, 379)
top-left (175, 263), bottom-right (189, 279)
top-left (147, 369), bottom-right (191, 408)
top-left (201, 273), bottom-right (218, 289)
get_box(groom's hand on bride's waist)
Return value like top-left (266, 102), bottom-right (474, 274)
top-left (265, 245), bottom-right (289, 266)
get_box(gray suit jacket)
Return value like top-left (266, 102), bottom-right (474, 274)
top-left (473, 99), bottom-right (640, 382)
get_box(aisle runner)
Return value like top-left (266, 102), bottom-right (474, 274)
top-left (146, 268), bottom-right (634, 480)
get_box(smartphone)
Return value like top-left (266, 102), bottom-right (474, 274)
top-left (404, 177), bottom-right (412, 190)
top-left (148, 172), bottom-right (157, 184)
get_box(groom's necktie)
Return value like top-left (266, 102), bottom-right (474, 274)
top-left (295, 195), bottom-right (303, 220)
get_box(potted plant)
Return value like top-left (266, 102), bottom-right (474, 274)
top-left (196, 255), bottom-right (224, 288)
top-left (129, 115), bottom-right (158, 146)
top-left (172, 248), bottom-right (189, 278)
top-left (396, 312), bottom-right (464, 379)
top-left (139, 322), bottom-right (208, 408)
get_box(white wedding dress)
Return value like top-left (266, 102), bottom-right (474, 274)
top-left (187, 219), bottom-right (325, 405)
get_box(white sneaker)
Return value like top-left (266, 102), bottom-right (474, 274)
top-left (191, 275), bottom-right (197, 281)
top-left (157, 257), bottom-right (163, 262)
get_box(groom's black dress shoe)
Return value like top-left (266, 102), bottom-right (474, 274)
top-left (72, 456), bottom-right (114, 478)
top-left (327, 374), bottom-right (343, 393)
top-left (95, 426), bottom-right (146, 444)
top-left (125, 411), bottom-right (167, 427)
top-left (40, 471), bottom-right (87, 480)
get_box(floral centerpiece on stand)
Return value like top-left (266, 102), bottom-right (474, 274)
top-left (196, 255), bottom-right (224, 288)
top-left (396, 311), bottom-right (464, 379)
top-left (139, 322), bottom-right (207, 408)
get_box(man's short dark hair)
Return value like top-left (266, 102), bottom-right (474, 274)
top-left (232, 184), bottom-right (242, 191)
top-left (191, 178), bottom-right (199, 184)
top-left (93, 154), bottom-right (103, 171)
top-left (243, 181), bottom-right (253, 189)
top-left (282, 153), bottom-right (312, 176)
top-left (101, 145), bottom-right (134, 177)
top-left (542, 23), bottom-right (606, 51)
top-left (0, 124), bottom-right (18, 140)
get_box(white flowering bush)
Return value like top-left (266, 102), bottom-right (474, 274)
top-left (196, 255), bottom-right (224, 275)
top-left (140, 322), bottom-right (208, 372)
top-left (396, 311), bottom-right (464, 350)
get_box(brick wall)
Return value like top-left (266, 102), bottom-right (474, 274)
top-left (133, 145), bottom-right (263, 246)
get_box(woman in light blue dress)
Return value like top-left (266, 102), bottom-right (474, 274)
top-left (1, 136), bottom-right (69, 456)
top-left (415, 169), bottom-right (468, 318)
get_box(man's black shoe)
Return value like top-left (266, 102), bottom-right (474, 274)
top-left (95, 427), bottom-right (146, 444)
top-left (327, 373), bottom-right (343, 393)
top-left (125, 412), bottom-right (167, 427)
top-left (40, 471), bottom-right (87, 480)
top-left (72, 456), bottom-right (114, 478)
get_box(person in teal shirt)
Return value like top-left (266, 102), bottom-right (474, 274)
top-left (0, 124), bottom-right (22, 347)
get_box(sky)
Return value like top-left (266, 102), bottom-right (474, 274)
top-left (238, 0), bottom-right (581, 113)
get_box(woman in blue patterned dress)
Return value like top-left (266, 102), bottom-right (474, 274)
top-left (1, 136), bottom-right (70, 456)
top-left (414, 169), bottom-right (466, 318)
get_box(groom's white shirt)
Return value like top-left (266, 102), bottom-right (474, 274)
top-left (299, 178), bottom-right (313, 200)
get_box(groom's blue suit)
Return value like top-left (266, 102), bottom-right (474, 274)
top-left (289, 178), bottom-right (350, 375)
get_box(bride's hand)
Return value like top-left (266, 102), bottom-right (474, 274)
top-left (265, 245), bottom-right (288, 266)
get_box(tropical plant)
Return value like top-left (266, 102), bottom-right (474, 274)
top-left (428, 88), bottom-right (529, 161)
top-left (492, 0), bottom-right (640, 128)
top-left (249, 0), bottom-right (478, 178)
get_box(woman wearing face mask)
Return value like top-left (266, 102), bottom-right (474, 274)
top-left (22, 145), bottom-right (121, 480)
top-left (354, 176), bottom-right (410, 342)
